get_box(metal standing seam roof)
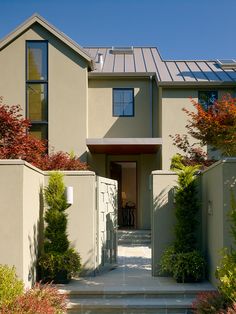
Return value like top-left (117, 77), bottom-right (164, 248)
top-left (85, 47), bottom-right (236, 83)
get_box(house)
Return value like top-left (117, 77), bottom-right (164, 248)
top-left (1, 14), bottom-right (236, 232)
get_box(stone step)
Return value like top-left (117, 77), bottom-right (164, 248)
top-left (64, 289), bottom-right (197, 299)
top-left (117, 230), bottom-right (151, 245)
top-left (61, 287), bottom-right (207, 313)
top-left (66, 296), bottom-right (194, 313)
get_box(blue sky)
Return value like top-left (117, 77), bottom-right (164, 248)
top-left (0, 0), bottom-right (235, 60)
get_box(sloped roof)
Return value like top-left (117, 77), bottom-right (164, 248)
top-left (0, 14), bottom-right (94, 69)
top-left (86, 47), bottom-right (236, 83)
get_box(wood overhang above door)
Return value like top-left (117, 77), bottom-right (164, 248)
top-left (86, 138), bottom-right (162, 154)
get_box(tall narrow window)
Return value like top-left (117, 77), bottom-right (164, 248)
top-left (26, 41), bottom-right (48, 140)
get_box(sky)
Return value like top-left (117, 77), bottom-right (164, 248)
top-left (0, 0), bottom-right (235, 60)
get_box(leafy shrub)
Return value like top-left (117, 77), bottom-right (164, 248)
top-left (39, 151), bottom-right (88, 171)
top-left (39, 248), bottom-right (81, 280)
top-left (192, 291), bottom-right (226, 314)
top-left (160, 249), bottom-right (205, 283)
top-left (0, 265), bottom-right (24, 308)
top-left (220, 302), bottom-right (236, 313)
top-left (172, 251), bottom-right (205, 283)
top-left (159, 246), bottom-right (175, 274)
top-left (1, 282), bottom-right (67, 314)
top-left (216, 251), bottom-right (236, 303)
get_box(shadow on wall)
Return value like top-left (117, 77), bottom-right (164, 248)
top-left (152, 187), bottom-right (176, 276)
top-left (104, 88), bottom-right (150, 138)
top-left (28, 186), bottom-right (44, 285)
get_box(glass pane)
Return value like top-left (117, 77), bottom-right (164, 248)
top-left (124, 102), bottom-right (133, 116)
top-left (123, 90), bottom-right (133, 102)
top-left (30, 124), bottom-right (48, 140)
top-left (27, 42), bottom-right (47, 81)
top-left (27, 84), bottom-right (48, 121)
top-left (113, 103), bottom-right (123, 116)
top-left (114, 90), bottom-right (123, 102)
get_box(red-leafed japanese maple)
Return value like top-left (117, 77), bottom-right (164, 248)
top-left (0, 98), bottom-right (88, 170)
top-left (184, 94), bottom-right (236, 157)
top-left (171, 94), bottom-right (236, 167)
top-left (0, 97), bottom-right (46, 163)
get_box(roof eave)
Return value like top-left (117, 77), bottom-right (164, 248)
top-left (158, 81), bottom-right (236, 87)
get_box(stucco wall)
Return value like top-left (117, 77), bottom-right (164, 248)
top-left (0, 160), bottom-right (44, 288)
top-left (201, 159), bottom-right (236, 286)
top-left (22, 164), bottom-right (44, 286)
top-left (0, 160), bottom-right (118, 286)
top-left (0, 24), bottom-right (88, 159)
top-left (0, 162), bottom-right (24, 281)
top-left (161, 89), bottom-right (198, 170)
top-left (88, 78), bottom-right (152, 138)
top-left (151, 170), bottom-right (177, 276)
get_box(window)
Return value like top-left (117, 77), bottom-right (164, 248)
top-left (26, 41), bottom-right (48, 140)
top-left (113, 88), bottom-right (134, 117)
top-left (198, 91), bottom-right (218, 110)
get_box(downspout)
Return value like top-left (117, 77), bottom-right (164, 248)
top-left (149, 76), bottom-right (153, 137)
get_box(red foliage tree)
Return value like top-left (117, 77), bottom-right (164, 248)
top-left (184, 94), bottom-right (236, 157)
top-left (0, 98), bottom-right (88, 171)
top-left (0, 98), bottom-right (46, 164)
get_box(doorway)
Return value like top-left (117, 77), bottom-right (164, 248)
top-left (110, 161), bottom-right (137, 229)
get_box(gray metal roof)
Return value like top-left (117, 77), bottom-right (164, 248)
top-left (85, 47), bottom-right (236, 82)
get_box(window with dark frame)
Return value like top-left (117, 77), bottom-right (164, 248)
top-left (26, 41), bottom-right (48, 140)
top-left (198, 91), bottom-right (218, 110)
top-left (113, 88), bottom-right (134, 117)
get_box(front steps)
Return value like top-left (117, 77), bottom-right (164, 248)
top-left (65, 288), bottom-right (198, 313)
top-left (60, 230), bottom-right (215, 314)
top-left (117, 229), bottom-right (151, 246)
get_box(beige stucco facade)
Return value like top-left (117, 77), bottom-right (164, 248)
top-left (88, 78), bottom-right (152, 138)
top-left (1, 15), bottom-right (236, 234)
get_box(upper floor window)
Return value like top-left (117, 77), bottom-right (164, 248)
top-left (113, 88), bottom-right (134, 117)
top-left (26, 41), bottom-right (48, 140)
top-left (198, 91), bottom-right (218, 110)
top-left (27, 41), bottom-right (48, 81)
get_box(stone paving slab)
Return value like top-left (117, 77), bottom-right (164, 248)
top-left (59, 244), bottom-right (215, 294)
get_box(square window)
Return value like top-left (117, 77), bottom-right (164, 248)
top-left (198, 91), bottom-right (218, 110)
top-left (113, 88), bottom-right (134, 117)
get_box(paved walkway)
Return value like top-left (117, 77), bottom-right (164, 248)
top-left (59, 244), bottom-right (214, 293)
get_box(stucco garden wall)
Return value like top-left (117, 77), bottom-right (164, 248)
top-left (151, 158), bottom-right (236, 287)
top-left (201, 158), bottom-right (236, 285)
top-left (151, 170), bottom-right (177, 276)
top-left (0, 160), bottom-right (117, 287)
